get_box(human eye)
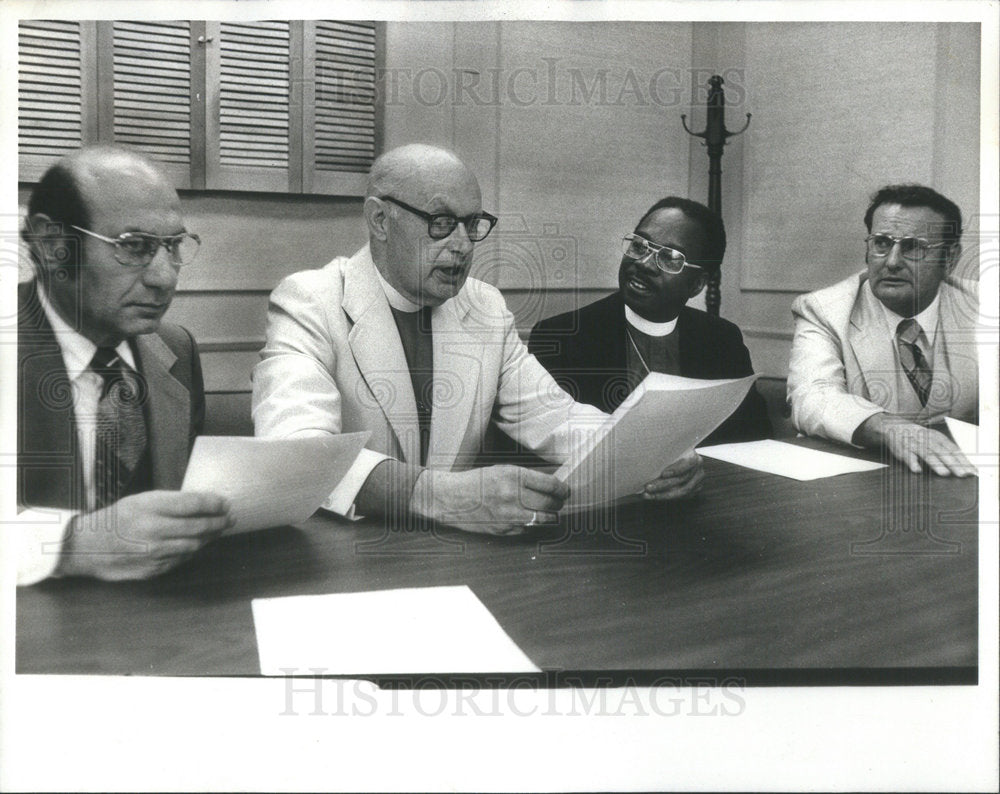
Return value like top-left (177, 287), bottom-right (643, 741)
top-left (869, 234), bottom-right (894, 254)
top-left (428, 215), bottom-right (458, 238)
top-left (116, 233), bottom-right (158, 261)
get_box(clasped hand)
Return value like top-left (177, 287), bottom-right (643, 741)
top-left (410, 450), bottom-right (705, 536)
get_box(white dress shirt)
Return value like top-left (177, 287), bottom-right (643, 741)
top-left (15, 285), bottom-right (133, 585)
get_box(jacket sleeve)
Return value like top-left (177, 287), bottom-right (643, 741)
top-left (251, 271), bottom-right (387, 516)
top-left (486, 292), bottom-right (607, 464)
top-left (787, 292), bottom-right (884, 445)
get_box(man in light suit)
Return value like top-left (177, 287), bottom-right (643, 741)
top-left (787, 184), bottom-right (978, 476)
top-left (252, 144), bottom-right (704, 535)
top-left (529, 196), bottom-right (772, 446)
top-left (16, 146), bottom-right (232, 584)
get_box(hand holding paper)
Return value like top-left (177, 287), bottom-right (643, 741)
top-left (181, 432), bottom-right (369, 534)
top-left (555, 373), bottom-right (756, 510)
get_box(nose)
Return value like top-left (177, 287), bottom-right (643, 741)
top-left (141, 244), bottom-right (180, 291)
top-left (884, 240), bottom-right (906, 270)
top-left (447, 221), bottom-right (474, 255)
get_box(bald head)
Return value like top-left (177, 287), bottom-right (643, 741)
top-left (25, 145), bottom-right (178, 267)
top-left (367, 144), bottom-right (479, 205)
top-left (25, 145), bottom-right (187, 345)
top-left (364, 144), bottom-right (485, 307)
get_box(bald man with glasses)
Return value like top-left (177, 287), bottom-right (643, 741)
top-left (787, 183), bottom-right (978, 476)
top-left (252, 144), bottom-right (704, 536)
top-left (17, 145), bottom-right (232, 584)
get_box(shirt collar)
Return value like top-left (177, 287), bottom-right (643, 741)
top-left (374, 267), bottom-right (422, 313)
top-left (35, 281), bottom-right (136, 378)
top-left (625, 305), bottom-right (677, 337)
top-left (877, 289), bottom-right (940, 347)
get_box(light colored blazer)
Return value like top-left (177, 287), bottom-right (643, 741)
top-left (787, 271), bottom-right (979, 444)
top-left (252, 245), bottom-right (604, 476)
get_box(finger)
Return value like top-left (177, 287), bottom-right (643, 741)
top-left (519, 489), bottom-right (568, 513)
top-left (646, 464), bottom-right (705, 493)
top-left (644, 473), bottom-right (704, 499)
top-left (659, 454), bottom-right (702, 479)
top-left (522, 510), bottom-right (559, 527)
top-left (155, 491), bottom-right (232, 518)
top-left (159, 513), bottom-right (233, 540)
top-left (926, 448), bottom-right (975, 478)
top-left (517, 468), bottom-right (570, 500)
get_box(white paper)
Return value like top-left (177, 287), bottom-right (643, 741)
top-left (945, 417), bottom-right (979, 460)
top-left (252, 585), bottom-right (539, 675)
top-left (697, 439), bottom-right (887, 480)
top-left (555, 373), bottom-right (757, 510)
top-left (181, 433), bottom-right (369, 534)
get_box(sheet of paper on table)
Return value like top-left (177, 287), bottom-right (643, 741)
top-left (555, 372), bottom-right (757, 511)
top-left (252, 585), bottom-right (540, 675)
top-left (181, 432), bottom-right (369, 534)
top-left (944, 417), bottom-right (979, 461)
top-left (697, 439), bottom-right (887, 480)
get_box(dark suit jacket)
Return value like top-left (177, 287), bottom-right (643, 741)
top-left (17, 280), bottom-right (205, 510)
top-left (528, 292), bottom-right (772, 446)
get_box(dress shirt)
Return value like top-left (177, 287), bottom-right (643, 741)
top-left (16, 284), bottom-right (134, 585)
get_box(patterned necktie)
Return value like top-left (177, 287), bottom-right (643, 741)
top-left (90, 346), bottom-right (149, 508)
top-left (895, 318), bottom-right (932, 407)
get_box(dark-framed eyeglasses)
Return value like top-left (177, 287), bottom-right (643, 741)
top-left (379, 195), bottom-right (498, 242)
top-left (71, 225), bottom-right (201, 267)
top-left (621, 233), bottom-right (702, 275)
top-left (865, 233), bottom-right (951, 262)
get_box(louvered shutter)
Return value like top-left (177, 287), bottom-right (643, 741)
top-left (18, 20), bottom-right (94, 181)
top-left (307, 21), bottom-right (378, 195)
top-left (209, 21), bottom-right (293, 191)
top-left (112, 21), bottom-right (193, 187)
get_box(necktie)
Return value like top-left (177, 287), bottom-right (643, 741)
top-left (895, 318), bottom-right (932, 407)
top-left (90, 346), bottom-right (149, 508)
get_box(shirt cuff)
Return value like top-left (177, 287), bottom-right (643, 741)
top-left (12, 507), bottom-right (75, 586)
top-left (321, 447), bottom-right (391, 518)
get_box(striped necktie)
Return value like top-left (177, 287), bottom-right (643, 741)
top-left (895, 318), bottom-right (932, 407)
top-left (90, 346), bottom-right (149, 508)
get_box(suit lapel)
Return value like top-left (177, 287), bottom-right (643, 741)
top-left (427, 293), bottom-right (482, 467)
top-left (849, 280), bottom-right (898, 412)
top-left (136, 332), bottom-right (189, 489)
top-left (342, 247), bottom-right (420, 463)
top-left (18, 281), bottom-right (84, 507)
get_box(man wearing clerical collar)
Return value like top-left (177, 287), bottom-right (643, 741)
top-left (252, 145), bottom-right (705, 537)
top-left (787, 183), bottom-right (978, 476)
top-left (529, 196), bottom-right (772, 446)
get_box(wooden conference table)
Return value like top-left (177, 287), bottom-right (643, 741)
top-left (16, 439), bottom-right (979, 684)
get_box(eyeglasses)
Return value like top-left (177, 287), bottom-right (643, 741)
top-left (379, 196), bottom-right (498, 242)
top-left (71, 225), bottom-right (201, 267)
top-left (621, 233), bottom-right (702, 275)
top-left (865, 234), bottom-right (951, 262)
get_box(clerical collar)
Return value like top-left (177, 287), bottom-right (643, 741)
top-left (625, 305), bottom-right (677, 337)
top-left (375, 267), bottom-right (422, 313)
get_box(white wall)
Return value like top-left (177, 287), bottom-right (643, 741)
top-left (19, 21), bottom-right (983, 398)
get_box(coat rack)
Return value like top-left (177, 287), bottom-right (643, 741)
top-left (681, 75), bottom-right (750, 316)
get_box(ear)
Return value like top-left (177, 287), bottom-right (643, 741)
top-left (943, 242), bottom-right (962, 274)
top-left (23, 213), bottom-right (77, 274)
top-left (687, 270), bottom-right (708, 299)
top-left (363, 196), bottom-right (389, 242)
